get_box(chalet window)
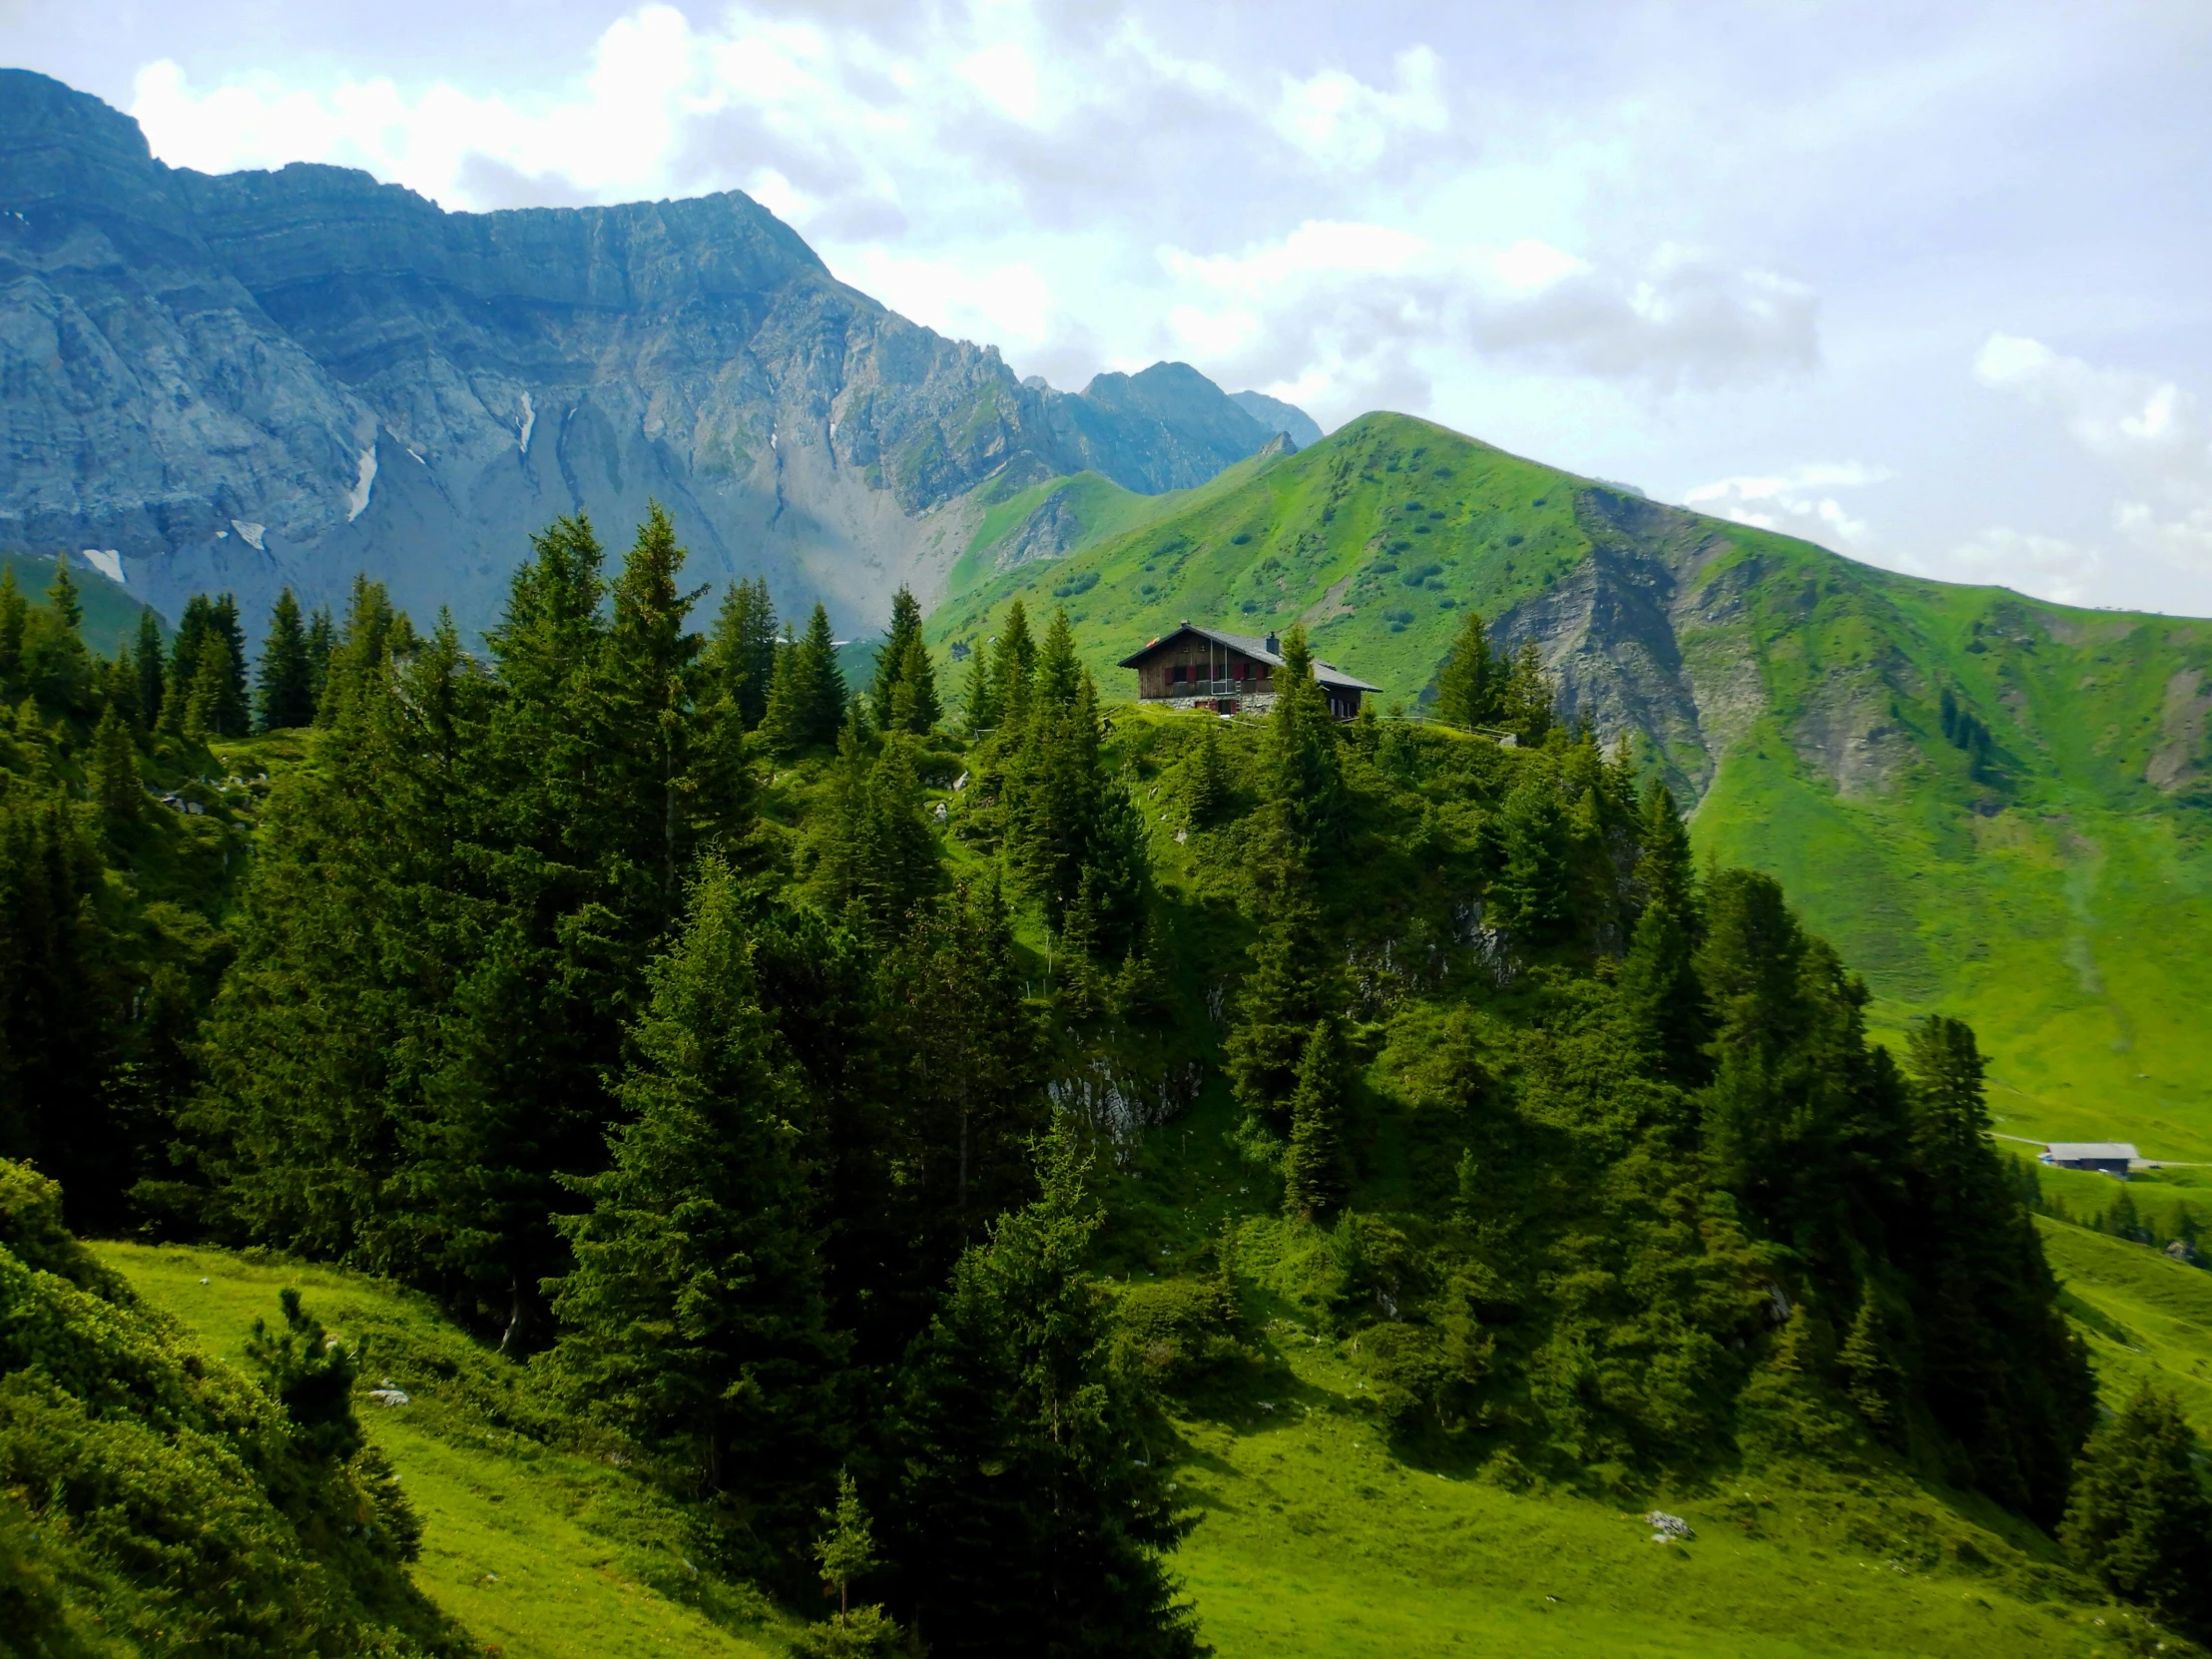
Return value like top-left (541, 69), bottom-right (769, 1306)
top-left (1172, 663), bottom-right (1188, 684)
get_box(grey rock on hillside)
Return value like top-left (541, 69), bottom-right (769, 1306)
top-left (0, 69), bottom-right (1312, 637)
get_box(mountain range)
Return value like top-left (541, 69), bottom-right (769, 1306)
top-left (0, 69), bottom-right (1311, 639)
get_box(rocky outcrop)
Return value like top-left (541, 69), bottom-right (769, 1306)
top-left (0, 70), bottom-right (1303, 637)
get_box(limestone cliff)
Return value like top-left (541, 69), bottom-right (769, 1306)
top-left (0, 69), bottom-right (1301, 636)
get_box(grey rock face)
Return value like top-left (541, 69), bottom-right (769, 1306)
top-left (1230, 389), bottom-right (1323, 450)
top-left (0, 70), bottom-right (1307, 639)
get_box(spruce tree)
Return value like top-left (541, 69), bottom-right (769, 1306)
top-left (1616, 784), bottom-right (1708, 1081)
top-left (1224, 864), bottom-right (1335, 1124)
top-left (549, 861), bottom-right (841, 1564)
top-left (597, 502), bottom-right (708, 905)
top-left (304, 603), bottom-right (335, 715)
top-left (888, 631), bottom-right (940, 735)
top-left (133, 607), bottom-right (165, 732)
top-left (256, 587), bottom-right (315, 732)
top-left (1499, 639), bottom-right (1555, 745)
top-left (1489, 773), bottom-right (1573, 942)
top-left (871, 586), bottom-right (924, 724)
top-left (763, 604), bottom-right (846, 754)
top-left (0, 567), bottom-right (25, 681)
top-left (886, 1126), bottom-right (1201, 1659)
top-left (1432, 609), bottom-right (1499, 729)
top-left (44, 556), bottom-right (82, 638)
top-left (183, 635), bottom-right (233, 746)
top-left (705, 575), bottom-right (780, 731)
top-left (2060, 1383), bottom-right (2212, 1639)
top-left (89, 701), bottom-right (142, 829)
top-left (961, 636), bottom-right (997, 733)
top-left (211, 594), bottom-right (251, 736)
top-left (1282, 1019), bottom-right (1349, 1221)
top-left (1259, 627), bottom-right (1342, 858)
top-left (990, 600), bottom-right (1036, 736)
top-left (1183, 721), bottom-right (1230, 827)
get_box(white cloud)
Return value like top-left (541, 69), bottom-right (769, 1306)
top-left (1970, 335), bottom-right (2212, 598)
top-left (1273, 46), bottom-right (1447, 171)
top-left (1683, 462), bottom-right (1891, 548)
top-left (1947, 526), bottom-right (2105, 606)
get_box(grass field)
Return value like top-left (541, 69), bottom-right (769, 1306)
top-left (93, 1241), bottom-right (788, 1659)
top-left (96, 1234), bottom-right (2174, 1659)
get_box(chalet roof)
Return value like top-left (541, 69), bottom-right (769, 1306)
top-left (1118, 622), bottom-right (1382, 694)
top-left (2044, 1142), bottom-right (2138, 1162)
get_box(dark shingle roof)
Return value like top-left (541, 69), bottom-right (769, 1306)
top-left (1118, 623), bottom-right (1381, 693)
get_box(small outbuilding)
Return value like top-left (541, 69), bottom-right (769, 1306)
top-left (1119, 622), bottom-right (1380, 720)
top-left (2040, 1142), bottom-right (2138, 1175)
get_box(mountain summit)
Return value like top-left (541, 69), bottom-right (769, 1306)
top-left (0, 69), bottom-right (1309, 636)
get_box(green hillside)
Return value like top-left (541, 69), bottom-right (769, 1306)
top-left (1, 551), bottom-right (166, 656)
top-left (87, 1210), bottom-right (2152, 1659)
top-left (929, 412), bottom-right (2212, 1159)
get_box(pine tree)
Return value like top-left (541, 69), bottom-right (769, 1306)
top-left (304, 603), bottom-right (335, 714)
top-left (705, 575), bottom-right (780, 731)
top-left (1838, 1295), bottom-right (1904, 1441)
top-left (256, 587), bottom-right (316, 732)
top-left (887, 631), bottom-right (939, 735)
top-left (1259, 626), bottom-right (1342, 859)
top-left (989, 600), bottom-right (1036, 736)
top-left (1499, 639), bottom-right (1555, 745)
top-left (133, 607), bottom-right (165, 732)
top-left (871, 586), bottom-right (925, 725)
top-left (2060, 1383), bottom-right (2212, 1639)
top-left (1432, 609), bottom-right (1500, 729)
top-left (886, 1125), bottom-right (1202, 1659)
top-left (0, 567), bottom-right (25, 681)
top-left (1616, 784), bottom-right (1708, 1081)
top-left (211, 594), bottom-right (251, 736)
top-left (763, 603), bottom-right (846, 754)
top-left (1489, 772), bottom-right (1573, 942)
top-left (597, 502), bottom-right (707, 906)
top-left (1183, 721), bottom-right (1230, 827)
top-left (549, 860), bottom-right (841, 1564)
top-left (183, 635), bottom-right (233, 746)
top-left (1224, 864), bottom-right (1336, 1124)
top-left (89, 701), bottom-right (142, 829)
top-left (1282, 1019), bottom-right (1349, 1220)
top-left (961, 636), bottom-right (997, 733)
top-left (44, 557), bottom-right (82, 638)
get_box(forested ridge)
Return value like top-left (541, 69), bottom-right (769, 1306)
top-left (3, 511), bottom-right (2208, 1654)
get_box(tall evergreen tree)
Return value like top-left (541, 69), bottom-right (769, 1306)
top-left (549, 861), bottom-right (841, 1566)
top-left (2060, 1383), bottom-right (2212, 1640)
top-left (962, 636), bottom-right (997, 733)
top-left (89, 700), bottom-right (142, 829)
top-left (1488, 772), bottom-right (1573, 942)
top-left (304, 603), bottom-right (336, 715)
top-left (818, 722), bottom-right (939, 940)
top-left (888, 631), bottom-right (940, 736)
top-left (163, 595), bottom-right (215, 734)
top-left (989, 600), bottom-right (1037, 736)
top-left (211, 594), bottom-right (251, 736)
top-left (133, 606), bottom-right (165, 732)
top-left (1257, 627), bottom-right (1342, 859)
top-left (871, 586), bottom-right (925, 725)
top-left (1282, 1019), bottom-right (1349, 1220)
top-left (1431, 609), bottom-right (1500, 730)
top-left (44, 556), bottom-right (82, 639)
top-left (705, 575), bottom-right (780, 732)
top-left (183, 635), bottom-right (234, 745)
top-left (1499, 639), bottom-right (1555, 746)
top-left (886, 1127), bottom-right (1201, 1659)
top-left (763, 604), bottom-right (846, 754)
top-left (0, 567), bottom-right (25, 681)
top-left (257, 587), bottom-right (316, 732)
top-left (1616, 784), bottom-right (1708, 1082)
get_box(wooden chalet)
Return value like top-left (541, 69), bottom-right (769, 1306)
top-left (1119, 622), bottom-right (1380, 720)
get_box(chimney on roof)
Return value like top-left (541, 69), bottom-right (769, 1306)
top-left (1265, 631), bottom-right (1280, 654)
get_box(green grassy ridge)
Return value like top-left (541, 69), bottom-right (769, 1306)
top-left (92, 1241), bottom-right (788, 1659)
top-left (93, 1241), bottom-right (2143, 1659)
top-left (924, 410), bottom-right (2212, 1160)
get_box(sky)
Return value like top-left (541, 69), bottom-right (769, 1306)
top-left (9, 0), bottom-right (2212, 615)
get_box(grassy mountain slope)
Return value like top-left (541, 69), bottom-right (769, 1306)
top-left (92, 1241), bottom-right (790, 1659)
top-left (929, 412), bottom-right (2212, 1158)
top-left (97, 1230), bottom-right (2143, 1659)
top-left (2, 552), bottom-right (166, 656)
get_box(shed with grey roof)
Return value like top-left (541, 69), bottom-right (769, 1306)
top-left (2041, 1142), bottom-right (2138, 1175)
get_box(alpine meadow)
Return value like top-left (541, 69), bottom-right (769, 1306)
top-left (7, 36), bottom-right (2212, 1659)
